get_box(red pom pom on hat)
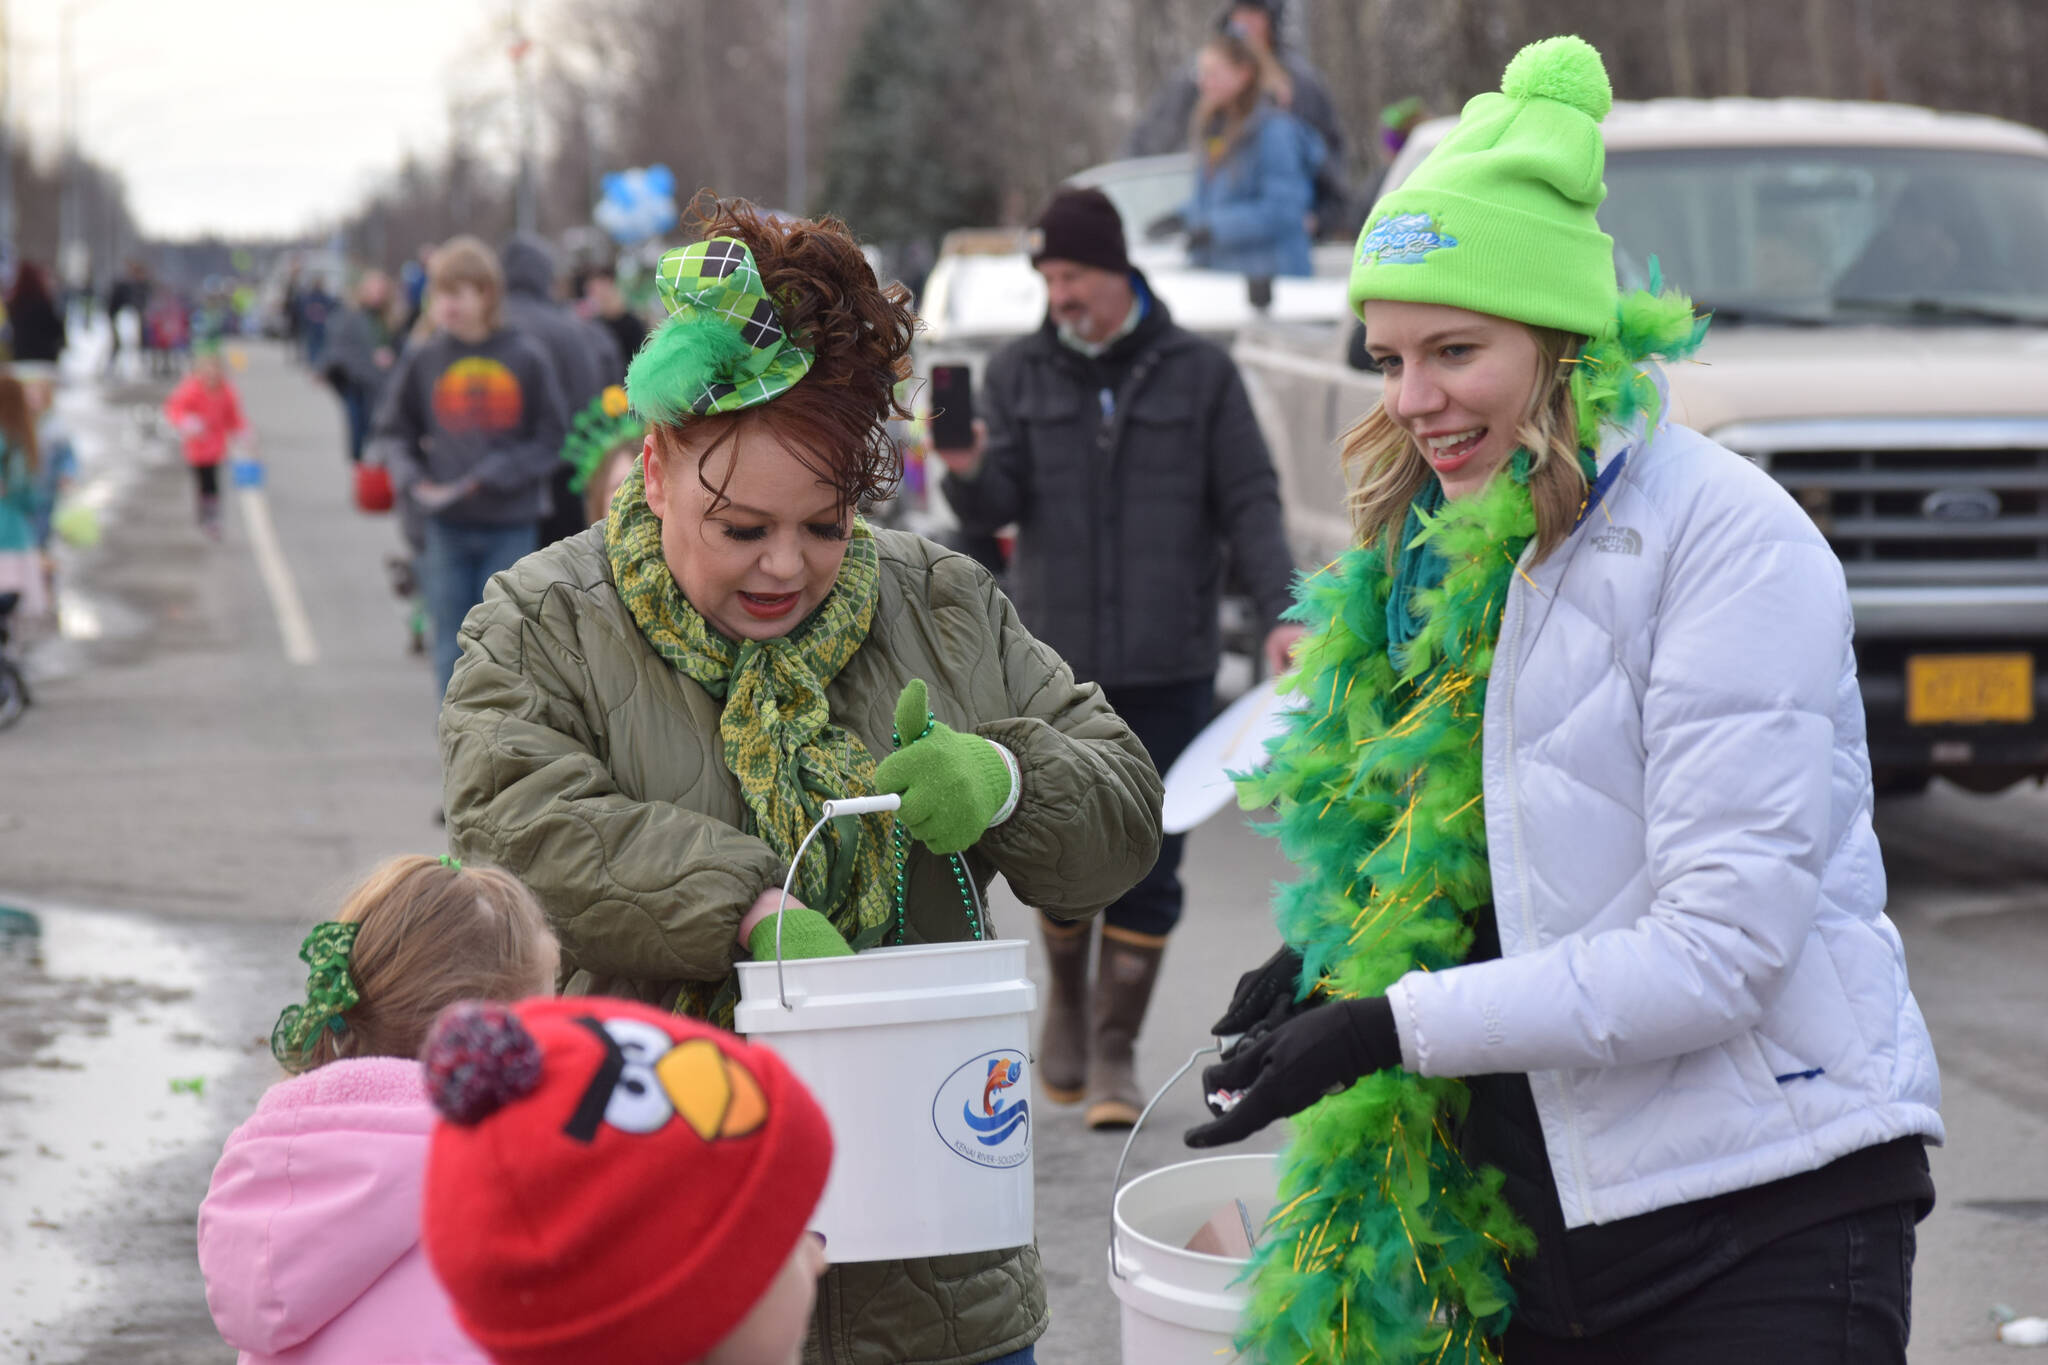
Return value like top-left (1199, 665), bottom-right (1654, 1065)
top-left (421, 997), bottom-right (833, 1365)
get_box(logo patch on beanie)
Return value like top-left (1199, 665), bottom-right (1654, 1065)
top-left (562, 1016), bottom-right (769, 1144)
top-left (1357, 212), bottom-right (1459, 267)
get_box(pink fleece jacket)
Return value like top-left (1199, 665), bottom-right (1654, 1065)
top-left (197, 1056), bottom-right (490, 1364)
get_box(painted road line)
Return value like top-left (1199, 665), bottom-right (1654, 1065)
top-left (235, 486), bottom-right (320, 666)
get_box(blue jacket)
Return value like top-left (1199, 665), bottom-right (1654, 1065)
top-left (1184, 103), bottom-right (1325, 278)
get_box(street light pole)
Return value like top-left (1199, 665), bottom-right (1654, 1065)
top-left (511, 0), bottom-right (536, 235)
top-left (58, 1), bottom-right (77, 284)
top-left (58, 0), bottom-right (107, 289)
top-left (785, 0), bottom-right (807, 215)
top-left (0, 0), bottom-right (16, 257)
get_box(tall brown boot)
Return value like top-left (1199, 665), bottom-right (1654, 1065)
top-left (1037, 914), bottom-right (1093, 1104)
top-left (1085, 925), bottom-right (1168, 1130)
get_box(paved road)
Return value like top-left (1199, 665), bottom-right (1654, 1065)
top-left (2, 349), bottom-right (2044, 1362)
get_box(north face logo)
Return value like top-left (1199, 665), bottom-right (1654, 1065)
top-left (1591, 526), bottom-right (1643, 556)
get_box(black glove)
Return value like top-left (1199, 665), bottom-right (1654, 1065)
top-left (1143, 211), bottom-right (1187, 241)
top-left (1184, 996), bottom-right (1401, 1148)
top-left (1210, 943), bottom-right (1317, 1041)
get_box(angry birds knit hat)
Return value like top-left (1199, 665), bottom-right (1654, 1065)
top-left (420, 997), bottom-right (832, 1365)
top-left (1350, 35), bottom-right (1620, 340)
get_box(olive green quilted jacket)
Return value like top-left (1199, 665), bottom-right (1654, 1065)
top-left (440, 525), bottom-right (1164, 1365)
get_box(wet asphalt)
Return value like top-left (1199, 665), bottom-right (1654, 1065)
top-left (1, 345), bottom-right (2045, 1363)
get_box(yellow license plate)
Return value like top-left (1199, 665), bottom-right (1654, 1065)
top-left (1905, 653), bottom-right (2034, 725)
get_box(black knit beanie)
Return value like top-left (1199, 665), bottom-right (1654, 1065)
top-left (1028, 187), bottom-right (1131, 277)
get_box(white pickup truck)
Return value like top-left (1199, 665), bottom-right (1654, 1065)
top-left (1235, 97), bottom-right (2048, 793)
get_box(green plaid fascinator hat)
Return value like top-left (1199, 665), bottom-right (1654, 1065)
top-left (624, 236), bottom-right (815, 424)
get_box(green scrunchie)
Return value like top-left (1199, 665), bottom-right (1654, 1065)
top-left (270, 921), bottom-right (361, 1067)
top-left (875, 680), bottom-right (1016, 856)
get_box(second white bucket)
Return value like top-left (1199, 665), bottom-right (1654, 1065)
top-left (1110, 1152), bottom-right (1280, 1364)
top-left (734, 938), bottom-right (1038, 1264)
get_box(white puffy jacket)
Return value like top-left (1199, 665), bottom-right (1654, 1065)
top-left (1384, 386), bottom-right (1944, 1230)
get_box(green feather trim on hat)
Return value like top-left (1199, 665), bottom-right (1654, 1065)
top-left (626, 311), bottom-right (761, 427)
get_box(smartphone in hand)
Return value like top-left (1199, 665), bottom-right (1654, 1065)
top-left (927, 364), bottom-right (975, 451)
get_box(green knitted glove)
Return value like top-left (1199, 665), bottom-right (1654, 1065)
top-left (746, 904), bottom-right (855, 962)
top-left (874, 679), bottom-right (1019, 856)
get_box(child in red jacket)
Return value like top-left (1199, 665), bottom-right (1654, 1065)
top-left (162, 347), bottom-right (248, 536)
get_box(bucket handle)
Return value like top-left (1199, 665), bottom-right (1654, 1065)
top-left (769, 795), bottom-right (903, 1010)
top-left (1107, 1038), bottom-right (1232, 1283)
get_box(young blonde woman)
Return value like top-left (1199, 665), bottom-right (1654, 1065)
top-left (1189, 36), bottom-right (1941, 1365)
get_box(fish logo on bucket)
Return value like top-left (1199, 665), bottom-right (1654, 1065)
top-left (931, 1050), bottom-right (1031, 1169)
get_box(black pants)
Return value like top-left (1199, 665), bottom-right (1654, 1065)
top-left (192, 464), bottom-right (221, 499)
top-left (1501, 1203), bottom-right (1915, 1364)
top-left (1098, 678), bottom-right (1214, 937)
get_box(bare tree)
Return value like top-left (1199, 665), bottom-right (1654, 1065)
top-left (333, 0), bottom-right (2048, 270)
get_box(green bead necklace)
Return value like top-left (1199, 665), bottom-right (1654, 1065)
top-left (889, 709), bottom-right (987, 946)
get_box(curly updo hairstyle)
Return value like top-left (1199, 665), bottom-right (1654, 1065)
top-left (648, 194), bottom-right (918, 515)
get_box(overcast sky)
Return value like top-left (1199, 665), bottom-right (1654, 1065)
top-left (8, 0), bottom-right (506, 239)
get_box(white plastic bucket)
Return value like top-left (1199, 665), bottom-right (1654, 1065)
top-left (1109, 1153), bottom-right (1279, 1364)
top-left (734, 937), bottom-right (1038, 1263)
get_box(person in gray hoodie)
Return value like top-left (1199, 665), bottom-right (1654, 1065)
top-left (372, 237), bottom-right (568, 702)
top-left (499, 233), bottom-right (620, 412)
top-left (499, 234), bottom-right (626, 543)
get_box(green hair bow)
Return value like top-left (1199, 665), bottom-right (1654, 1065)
top-left (624, 236), bottom-right (815, 425)
top-left (269, 920), bottom-right (362, 1066)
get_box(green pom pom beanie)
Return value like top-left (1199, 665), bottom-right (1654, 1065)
top-left (1350, 34), bottom-right (1620, 340)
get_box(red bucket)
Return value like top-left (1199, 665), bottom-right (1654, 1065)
top-left (354, 463), bottom-right (395, 514)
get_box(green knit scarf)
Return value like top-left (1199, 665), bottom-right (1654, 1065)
top-left (604, 461), bottom-right (894, 1026)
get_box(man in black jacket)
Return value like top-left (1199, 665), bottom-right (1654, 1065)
top-left (937, 186), bottom-right (1302, 1130)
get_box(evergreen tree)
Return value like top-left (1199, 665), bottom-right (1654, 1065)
top-left (818, 0), bottom-right (1003, 248)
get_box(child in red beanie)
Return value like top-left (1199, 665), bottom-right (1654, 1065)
top-left (420, 997), bottom-right (833, 1365)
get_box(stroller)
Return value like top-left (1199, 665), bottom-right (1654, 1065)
top-left (0, 592), bottom-right (30, 730)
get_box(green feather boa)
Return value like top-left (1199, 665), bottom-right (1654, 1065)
top-left (1232, 280), bottom-right (1705, 1364)
top-left (1234, 463), bottom-right (1537, 1364)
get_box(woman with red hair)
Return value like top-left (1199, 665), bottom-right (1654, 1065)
top-left (438, 198), bottom-right (1163, 1365)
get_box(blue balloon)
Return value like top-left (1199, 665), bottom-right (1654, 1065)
top-left (594, 165), bottom-right (679, 245)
